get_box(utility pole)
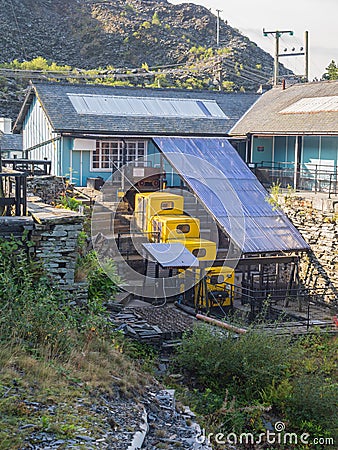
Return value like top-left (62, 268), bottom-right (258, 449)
top-left (277, 30), bottom-right (309, 82)
top-left (213, 57), bottom-right (223, 90)
top-left (304, 31), bottom-right (309, 81)
top-left (216, 9), bottom-right (222, 47)
top-left (263, 28), bottom-right (294, 86)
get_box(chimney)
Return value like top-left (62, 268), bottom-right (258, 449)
top-left (0, 118), bottom-right (12, 134)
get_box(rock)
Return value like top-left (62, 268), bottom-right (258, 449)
top-left (0, 0), bottom-right (282, 121)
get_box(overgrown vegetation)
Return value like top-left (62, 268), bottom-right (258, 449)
top-left (56, 193), bottom-right (84, 212)
top-left (0, 235), bottom-right (153, 448)
top-left (267, 181), bottom-right (295, 209)
top-left (0, 234), bottom-right (112, 357)
top-left (75, 249), bottom-right (121, 303)
top-left (0, 55), bottom-right (238, 92)
top-left (1, 231), bottom-right (336, 448)
top-left (171, 324), bottom-right (337, 448)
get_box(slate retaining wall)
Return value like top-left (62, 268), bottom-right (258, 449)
top-left (0, 202), bottom-right (87, 302)
top-left (281, 196), bottom-right (338, 297)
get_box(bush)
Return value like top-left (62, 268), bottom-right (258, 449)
top-left (75, 250), bottom-right (120, 302)
top-left (141, 21), bottom-right (151, 29)
top-left (0, 237), bottom-right (112, 358)
top-left (284, 374), bottom-right (337, 433)
top-left (174, 324), bottom-right (337, 440)
top-left (175, 324), bottom-right (292, 400)
top-left (151, 11), bottom-right (161, 26)
top-left (56, 194), bottom-right (83, 211)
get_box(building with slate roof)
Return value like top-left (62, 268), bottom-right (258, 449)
top-left (0, 117), bottom-right (22, 158)
top-left (230, 80), bottom-right (338, 192)
top-left (13, 82), bottom-right (259, 186)
top-left (0, 133), bottom-right (23, 158)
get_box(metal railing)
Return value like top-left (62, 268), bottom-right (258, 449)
top-left (2, 159), bottom-right (51, 176)
top-left (0, 170), bottom-right (27, 216)
top-left (250, 161), bottom-right (338, 197)
top-left (239, 282), bottom-right (337, 326)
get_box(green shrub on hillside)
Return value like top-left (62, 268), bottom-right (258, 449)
top-left (151, 11), bottom-right (161, 26)
top-left (1, 57), bottom-right (71, 72)
top-left (0, 236), bottom-right (115, 358)
top-left (174, 324), bottom-right (337, 440)
top-left (175, 325), bottom-right (292, 399)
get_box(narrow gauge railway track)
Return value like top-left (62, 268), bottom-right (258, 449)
top-left (109, 301), bottom-right (337, 350)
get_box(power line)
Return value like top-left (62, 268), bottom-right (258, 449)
top-left (8, 0), bottom-right (27, 60)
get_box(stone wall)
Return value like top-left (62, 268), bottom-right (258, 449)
top-left (280, 196), bottom-right (338, 299)
top-left (0, 201), bottom-right (87, 302)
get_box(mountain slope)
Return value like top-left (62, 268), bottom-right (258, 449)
top-left (0, 0), bottom-right (292, 120)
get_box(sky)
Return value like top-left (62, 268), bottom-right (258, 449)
top-left (169, 0), bottom-right (338, 81)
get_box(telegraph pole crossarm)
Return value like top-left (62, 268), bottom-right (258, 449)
top-left (263, 28), bottom-right (294, 87)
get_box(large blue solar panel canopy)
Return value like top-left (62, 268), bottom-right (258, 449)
top-left (153, 137), bottom-right (309, 254)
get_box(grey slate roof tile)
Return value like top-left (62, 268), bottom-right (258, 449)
top-left (14, 82), bottom-right (259, 136)
top-left (0, 133), bottom-right (23, 151)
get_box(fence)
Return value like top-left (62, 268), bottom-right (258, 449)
top-left (0, 170), bottom-right (27, 216)
top-left (2, 159), bottom-right (51, 176)
top-left (250, 161), bottom-right (338, 197)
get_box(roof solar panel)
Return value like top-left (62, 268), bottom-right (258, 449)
top-left (153, 137), bottom-right (309, 254)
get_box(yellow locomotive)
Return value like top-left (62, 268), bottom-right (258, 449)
top-left (151, 215), bottom-right (200, 242)
top-left (134, 191), bottom-right (184, 233)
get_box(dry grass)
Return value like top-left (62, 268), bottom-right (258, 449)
top-left (0, 337), bottom-right (153, 449)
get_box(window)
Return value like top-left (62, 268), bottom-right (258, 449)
top-left (91, 140), bottom-right (147, 171)
top-left (160, 201), bottom-right (174, 210)
top-left (192, 248), bottom-right (206, 258)
top-left (176, 224), bottom-right (190, 234)
top-left (209, 275), bottom-right (224, 285)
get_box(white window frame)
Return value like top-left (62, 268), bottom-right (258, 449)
top-left (90, 139), bottom-right (147, 172)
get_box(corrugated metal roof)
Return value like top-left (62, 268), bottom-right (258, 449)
top-left (153, 137), bottom-right (309, 254)
top-left (230, 80), bottom-right (338, 136)
top-left (13, 82), bottom-right (259, 135)
top-left (280, 95), bottom-right (338, 114)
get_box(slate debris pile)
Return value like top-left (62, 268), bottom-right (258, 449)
top-left (112, 305), bottom-right (195, 346)
top-left (0, 0), bottom-right (285, 120)
top-left (16, 386), bottom-right (212, 449)
top-left (142, 389), bottom-right (212, 450)
top-left (27, 176), bottom-right (73, 205)
top-left (18, 391), bottom-right (146, 449)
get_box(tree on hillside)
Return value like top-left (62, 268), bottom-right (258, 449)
top-left (322, 60), bottom-right (338, 80)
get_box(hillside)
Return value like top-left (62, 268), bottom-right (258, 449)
top-left (0, 0), bottom-right (293, 120)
